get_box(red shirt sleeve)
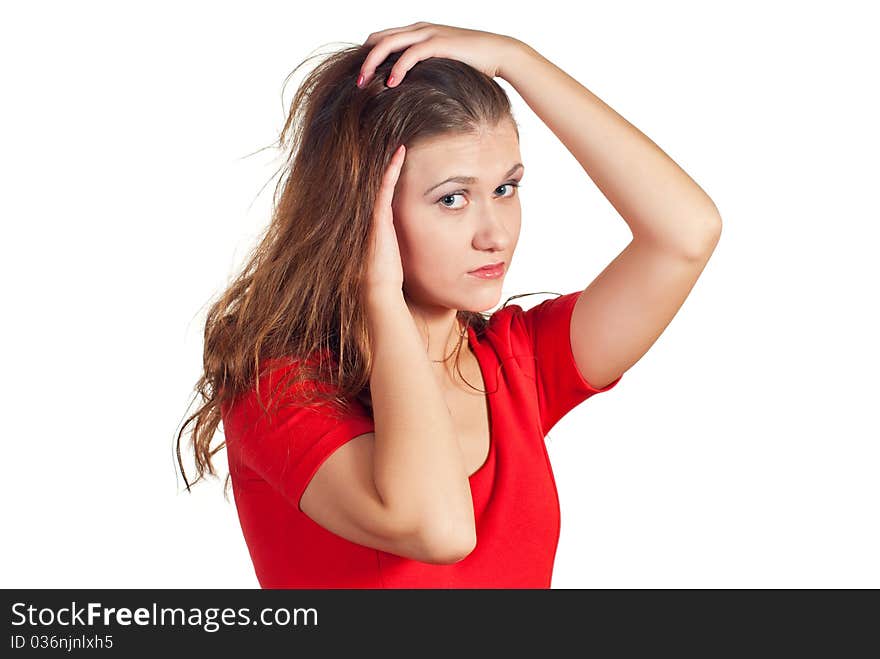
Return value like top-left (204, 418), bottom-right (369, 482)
top-left (222, 360), bottom-right (375, 512)
top-left (515, 290), bottom-right (622, 436)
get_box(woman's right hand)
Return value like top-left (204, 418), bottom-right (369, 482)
top-left (363, 144), bottom-right (407, 300)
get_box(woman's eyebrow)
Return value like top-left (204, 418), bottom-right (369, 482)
top-left (423, 163), bottom-right (524, 196)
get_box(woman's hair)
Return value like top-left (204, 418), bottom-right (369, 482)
top-left (175, 42), bottom-right (549, 498)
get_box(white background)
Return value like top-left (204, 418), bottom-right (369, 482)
top-left (2, 1), bottom-right (877, 588)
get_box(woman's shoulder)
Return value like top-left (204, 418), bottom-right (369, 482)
top-left (222, 349), bottom-right (340, 421)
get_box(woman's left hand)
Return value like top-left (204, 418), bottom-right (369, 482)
top-left (356, 21), bottom-right (517, 88)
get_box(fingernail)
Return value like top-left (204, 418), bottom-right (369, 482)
top-left (387, 74), bottom-right (396, 86)
top-left (356, 73), bottom-right (364, 87)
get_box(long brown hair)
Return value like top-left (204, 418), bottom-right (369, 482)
top-left (175, 42), bottom-right (544, 498)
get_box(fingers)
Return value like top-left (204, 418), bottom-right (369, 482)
top-left (374, 145), bottom-right (406, 217)
top-left (385, 41), bottom-right (435, 88)
top-left (362, 21), bottom-right (430, 46)
top-left (358, 27), bottom-right (434, 87)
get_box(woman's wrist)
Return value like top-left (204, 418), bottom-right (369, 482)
top-left (496, 37), bottom-right (538, 83)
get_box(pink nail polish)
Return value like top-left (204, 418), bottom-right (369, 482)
top-left (387, 74), bottom-right (395, 86)
top-left (356, 73), bottom-right (364, 87)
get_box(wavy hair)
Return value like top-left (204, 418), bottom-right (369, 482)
top-left (175, 42), bottom-right (551, 498)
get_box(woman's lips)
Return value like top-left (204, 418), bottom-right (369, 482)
top-left (467, 262), bottom-right (505, 279)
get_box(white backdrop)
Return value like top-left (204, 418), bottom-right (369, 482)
top-left (2, 0), bottom-right (877, 588)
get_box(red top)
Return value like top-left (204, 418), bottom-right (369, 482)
top-left (221, 290), bottom-right (622, 588)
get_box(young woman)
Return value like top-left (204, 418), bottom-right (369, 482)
top-left (177, 22), bottom-right (722, 588)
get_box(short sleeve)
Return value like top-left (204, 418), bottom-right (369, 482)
top-left (516, 290), bottom-right (622, 436)
top-left (222, 362), bottom-right (375, 512)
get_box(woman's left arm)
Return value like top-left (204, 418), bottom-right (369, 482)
top-left (499, 38), bottom-right (721, 259)
top-left (496, 39), bottom-right (724, 389)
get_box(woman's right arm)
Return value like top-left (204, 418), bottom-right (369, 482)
top-left (300, 143), bottom-right (475, 564)
top-left (365, 290), bottom-right (476, 557)
top-left (299, 291), bottom-right (476, 565)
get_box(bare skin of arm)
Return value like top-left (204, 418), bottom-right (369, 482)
top-left (299, 291), bottom-right (477, 565)
top-left (300, 144), bottom-right (476, 565)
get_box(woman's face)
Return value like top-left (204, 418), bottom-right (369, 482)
top-left (391, 120), bottom-right (523, 312)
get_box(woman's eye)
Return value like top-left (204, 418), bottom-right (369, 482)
top-left (438, 193), bottom-right (464, 209)
top-left (437, 182), bottom-right (521, 210)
